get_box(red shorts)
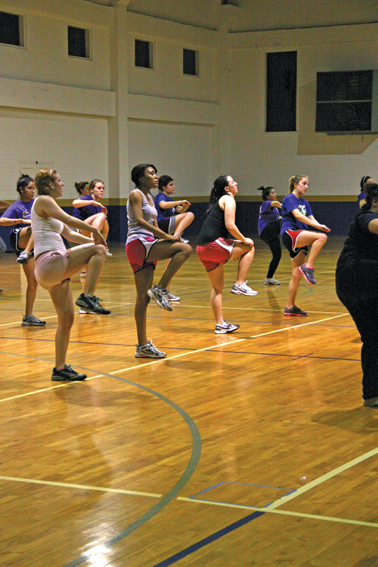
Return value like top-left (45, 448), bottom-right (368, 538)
top-left (126, 237), bottom-right (158, 273)
top-left (196, 238), bottom-right (235, 272)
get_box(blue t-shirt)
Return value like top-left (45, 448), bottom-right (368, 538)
top-left (1, 199), bottom-right (34, 231)
top-left (154, 193), bottom-right (175, 222)
top-left (280, 193), bottom-right (313, 235)
top-left (258, 201), bottom-right (280, 236)
top-left (72, 194), bottom-right (102, 220)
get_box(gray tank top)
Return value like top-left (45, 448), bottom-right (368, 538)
top-left (126, 189), bottom-right (157, 244)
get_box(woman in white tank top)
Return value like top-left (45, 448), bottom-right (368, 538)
top-left (126, 164), bottom-right (192, 359)
top-left (32, 169), bottom-right (109, 382)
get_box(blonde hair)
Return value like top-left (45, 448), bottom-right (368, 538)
top-left (35, 169), bottom-right (58, 195)
top-left (289, 175), bottom-right (309, 193)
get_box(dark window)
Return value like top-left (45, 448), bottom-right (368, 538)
top-left (135, 39), bottom-right (152, 69)
top-left (183, 49), bottom-right (198, 76)
top-left (316, 71), bottom-right (373, 132)
top-left (68, 26), bottom-right (88, 58)
top-left (266, 51), bottom-right (297, 132)
top-left (0, 11), bottom-right (21, 46)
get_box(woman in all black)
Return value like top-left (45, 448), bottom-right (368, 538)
top-left (336, 183), bottom-right (378, 407)
top-left (196, 175), bottom-right (256, 334)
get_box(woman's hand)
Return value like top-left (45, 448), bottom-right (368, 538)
top-left (319, 224), bottom-right (331, 233)
top-left (92, 229), bottom-right (107, 247)
top-left (244, 238), bottom-right (254, 247)
top-left (94, 201), bottom-right (107, 214)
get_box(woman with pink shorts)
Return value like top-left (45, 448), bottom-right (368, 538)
top-left (126, 164), bottom-right (192, 359)
top-left (32, 169), bottom-right (109, 382)
top-left (196, 175), bottom-right (256, 334)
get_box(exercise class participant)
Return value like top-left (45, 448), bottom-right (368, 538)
top-left (281, 175), bottom-right (330, 316)
top-left (357, 175), bottom-right (372, 210)
top-left (257, 185), bottom-right (282, 285)
top-left (196, 175), bottom-right (256, 334)
top-left (0, 174), bottom-right (45, 326)
top-left (32, 169), bottom-right (109, 381)
top-left (154, 175), bottom-right (195, 302)
top-left (126, 164), bottom-right (192, 358)
top-left (336, 183), bottom-right (378, 407)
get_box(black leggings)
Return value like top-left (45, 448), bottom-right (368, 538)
top-left (260, 220), bottom-right (282, 278)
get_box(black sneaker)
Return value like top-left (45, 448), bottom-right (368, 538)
top-left (51, 365), bottom-right (87, 381)
top-left (284, 305), bottom-right (308, 317)
top-left (76, 293), bottom-right (111, 315)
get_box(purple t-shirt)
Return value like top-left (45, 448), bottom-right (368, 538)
top-left (154, 193), bottom-right (175, 221)
top-left (1, 199), bottom-right (34, 231)
top-left (72, 194), bottom-right (102, 220)
top-left (357, 192), bottom-right (366, 208)
top-left (258, 201), bottom-right (280, 236)
top-left (280, 193), bottom-right (313, 235)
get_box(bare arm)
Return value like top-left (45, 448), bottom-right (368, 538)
top-left (359, 199), bottom-right (366, 209)
top-left (129, 191), bottom-right (178, 241)
top-left (0, 217), bottom-right (31, 226)
top-left (72, 199), bottom-right (107, 214)
top-left (61, 224), bottom-right (94, 244)
top-left (159, 199), bottom-right (191, 210)
top-left (292, 210), bottom-right (331, 232)
top-left (221, 196), bottom-right (254, 246)
top-left (34, 196), bottom-right (107, 245)
top-left (270, 200), bottom-right (281, 209)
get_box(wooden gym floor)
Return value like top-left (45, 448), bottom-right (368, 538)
top-left (1, 236), bottom-right (378, 567)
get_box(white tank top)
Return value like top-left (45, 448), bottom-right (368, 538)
top-left (31, 198), bottom-right (66, 257)
top-left (126, 189), bottom-right (157, 244)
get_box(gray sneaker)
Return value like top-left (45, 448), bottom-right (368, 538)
top-left (135, 341), bottom-right (167, 358)
top-left (22, 314), bottom-right (46, 326)
top-left (231, 281), bottom-right (258, 296)
top-left (147, 285), bottom-right (172, 311)
top-left (299, 264), bottom-right (316, 285)
top-left (264, 277), bottom-right (281, 285)
top-left (51, 364), bottom-right (87, 381)
top-left (215, 321), bottom-right (240, 334)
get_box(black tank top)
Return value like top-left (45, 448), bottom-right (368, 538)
top-left (197, 201), bottom-right (229, 245)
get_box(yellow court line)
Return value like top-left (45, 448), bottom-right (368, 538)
top-left (177, 497), bottom-right (378, 529)
top-left (0, 475), bottom-right (162, 498)
top-left (266, 446), bottom-right (378, 511)
top-left (0, 312), bottom-right (350, 404)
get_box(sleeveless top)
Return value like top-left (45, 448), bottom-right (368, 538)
top-left (197, 201), bottom-right (229, 245)
top-left (126, 189), bottom-right (157, 244)
top-left (31, 198), bottom-right (66, 257)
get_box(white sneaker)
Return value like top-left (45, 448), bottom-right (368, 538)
top-left (264, 277), bottom-right (281, 285)
top-left (135, 341), bottom-right (167, 358)
top-left (231, 281), bottom-right (258, 296)
top-left (147, 285), bottom-right (173, 311)
top-left (106, 249), bottom-right (113, 257)
top-left (167, 291), bottom-right (181, 301)
top-left (215, 321), bottom-right (240, 334)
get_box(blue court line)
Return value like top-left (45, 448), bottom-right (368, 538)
top-left (152, 510), bottom-right (265, 567)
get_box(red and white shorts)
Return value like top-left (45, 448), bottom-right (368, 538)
top-left (126, 237), bottom-right (158, 273)
top-left (196, 237), bottom-right (235, 272)
top-left (282, 230), bottom-right (308, 259)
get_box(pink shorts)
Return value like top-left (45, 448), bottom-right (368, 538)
top-left (35, 250), bottom-right (70, 290)
top-left (126, 237), bottom-right (158, 274)
top-left (196, 238), bottom-right (235, 272)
